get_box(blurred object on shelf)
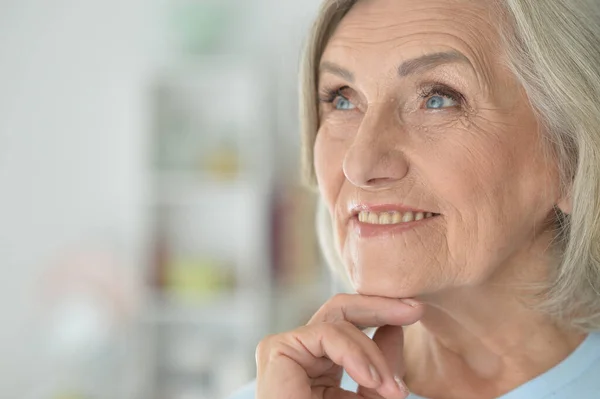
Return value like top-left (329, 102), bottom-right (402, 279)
top-left (203, 138), bottom-right (241, 181)
top-left (150, 209), bottom-right (238, 302)
top-left (271, 183), bottom-right (320, 286)
top-left (268, 181), bottom-right (331, 333)
top-left (164, 256), bottom-right (235, 303)
top-left (151, 210), bottom-right (170, 291)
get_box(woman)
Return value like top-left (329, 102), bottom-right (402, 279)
top-left (229, 0), bottom-right (600, 398)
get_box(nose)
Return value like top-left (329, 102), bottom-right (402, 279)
top-left (342, 109), bottom-right (409, 189)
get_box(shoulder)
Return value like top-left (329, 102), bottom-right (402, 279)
top-left (560, 334), bottom-right (600, 397)
top-left (225, 380), bottom-right (256, 399)
top-left (557, 332), bottom-right (600, 396)
top-left (505, 332), bottom-right (600, 399)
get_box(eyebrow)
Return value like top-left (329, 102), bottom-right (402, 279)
top-left (320, 61), bottom-right (355, 82)
top-left (398, 51), bottom-right (472, 76)
top-left (319, 51), bottom-right (472, 82)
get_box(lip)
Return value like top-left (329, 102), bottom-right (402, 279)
top-left (348, 203), bottom-right (440, 238)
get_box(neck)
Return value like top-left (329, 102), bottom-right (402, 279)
top-left (404, 234), bottom-right (586, 399)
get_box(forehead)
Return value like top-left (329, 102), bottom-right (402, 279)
top-left (323, 0), bottom-right (502, 80)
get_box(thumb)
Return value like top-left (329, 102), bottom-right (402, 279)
top-left (356, 325), bottom-right (409, 398)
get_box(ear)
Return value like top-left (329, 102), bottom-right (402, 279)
top-left (556, 189), bottom-right (573, 215)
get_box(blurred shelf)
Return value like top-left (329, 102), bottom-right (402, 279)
top-left (142, 290), bottom-right (269, 328)
top-left (142, 280), bottom-right (329, 328)
top-left (154, 170), bottom-right (260, 185)
top-left (151, 170), bottom-right (267, 207)
top-left (143, 45), bottom-right (277, 399)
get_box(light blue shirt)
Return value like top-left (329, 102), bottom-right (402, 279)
top-left (226, 332), bottom-right (600, 399)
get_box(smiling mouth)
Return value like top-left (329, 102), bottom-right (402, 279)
top-left (357, 210), bottom-right (440, 225)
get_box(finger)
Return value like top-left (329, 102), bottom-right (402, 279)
top-left (296, 322), bottom-right (386, 389)
top-left (306, 294), bottom-right (422, 398)
top-left (256, 321), bottom-right (386, 397)
top-left (308, 294), bottom-right (424, 328)
top-left (311, 365), bottom-right (343, 387)
top-left (317, 386), bottom-right (366, 399)
top-left (357, 325), bottom-right (409, 399)
top-left (256, 353), bottom-right (311, 399)
top-left (297, 321), bottom-right (408, 399)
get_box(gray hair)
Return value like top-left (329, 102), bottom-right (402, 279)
top-left (300, 0), bottom-right (600, 331)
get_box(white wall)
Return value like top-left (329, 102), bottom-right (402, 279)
top-left (0, 0), bottom-right (152, 393)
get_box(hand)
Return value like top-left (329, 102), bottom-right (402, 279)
top-left (255, 294), bottom-right (424, 399)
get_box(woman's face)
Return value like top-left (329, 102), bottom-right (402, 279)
top-left (314, 0), bottom-right (563, 298)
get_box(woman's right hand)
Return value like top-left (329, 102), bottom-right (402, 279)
top-left (255, 294), bottom-right (424, 399)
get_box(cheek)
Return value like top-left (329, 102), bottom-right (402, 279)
top-left (420, 114), bottom-right (556, 265)
top-left (314, 129), bottom-right (348, 212)
top-left (422, 110), bottom-right (542, 208)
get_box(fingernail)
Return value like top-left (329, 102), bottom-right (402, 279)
top-left (369, 364), bottom-right (381, 384)
top-left (400, 298), bottom-right (421, 308)
top-left (394, 375), bottom-right (410, 394)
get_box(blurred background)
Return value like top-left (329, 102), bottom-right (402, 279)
top-left (0, 1), bottom-right (339, 398)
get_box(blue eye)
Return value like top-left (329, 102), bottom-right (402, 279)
top-left (425, 94), bottom-right (458, 109)
top-left (334, 96), bottom-right (356, 110)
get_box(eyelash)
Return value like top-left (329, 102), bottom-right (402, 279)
top-left (318, 83), bottom-right (466, 108)
top-left (417, 83), bottom-right (465, 107)
top-left (319, 86), bottom-right (350, 104)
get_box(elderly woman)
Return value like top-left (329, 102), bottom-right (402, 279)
top-left (229, 0), bottom-right (600, 398)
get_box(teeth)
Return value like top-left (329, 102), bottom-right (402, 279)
top-left (357, 210), bottom-right (436, 225)
top-left (368, 212), bottom-right (379, 224)
top-left (379, 212), bottom-right (392, 224)
top-left (402, 212), bottom-right (415, 222)
top-left (358, 212), bottom-right (367, 223)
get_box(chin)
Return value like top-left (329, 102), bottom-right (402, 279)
top-left (337, 221), bottom-right (455, 300)
top-left (346, 264), bottom-right (428, 299)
